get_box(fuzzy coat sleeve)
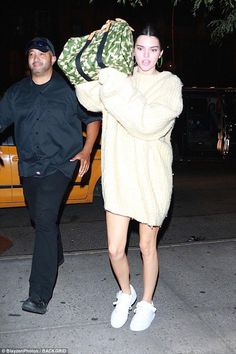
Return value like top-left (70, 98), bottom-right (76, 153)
top-left (99, 68), bottom-right (183, 141)
top-left (75, 81), bottom-right (103, 113)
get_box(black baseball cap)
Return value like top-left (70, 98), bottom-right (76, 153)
top-left (25, 37), bottom-right (56, 55)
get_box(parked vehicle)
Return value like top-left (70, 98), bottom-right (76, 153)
top-left (0, 127), bottom-right (101, 208)
top-left (172, 86), bottom-right (236, 159)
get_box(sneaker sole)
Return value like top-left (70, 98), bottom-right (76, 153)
top-left (22, 305), bottom-right (47, 315)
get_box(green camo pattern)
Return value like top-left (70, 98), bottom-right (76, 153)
top-left (58, 19), bottom-right (134, 85)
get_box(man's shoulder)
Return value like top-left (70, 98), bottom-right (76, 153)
top-left (52, 71), bottom-right (78, 103)
top-left (3, 77), bottom-right (30, 97)
top-left (52, 70), bottom-right (73, 89)
top-left (11, 76), bottom-right (30, 89)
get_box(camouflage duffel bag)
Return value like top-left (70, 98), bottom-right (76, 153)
top-left (58, 18), bottom-right (134, 85)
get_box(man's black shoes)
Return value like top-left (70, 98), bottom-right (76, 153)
top-left (22, 297), bottom-right (48, 314)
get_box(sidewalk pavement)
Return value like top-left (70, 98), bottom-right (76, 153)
top-left (0, 239), bottom-right (236, 354)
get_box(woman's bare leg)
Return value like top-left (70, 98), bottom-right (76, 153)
top-left (139, 223), bottom-right (159, 302)
top-left (106, 211), bottom-right (131, 294)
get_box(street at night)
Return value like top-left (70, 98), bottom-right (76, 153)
top-left (0, 157), bottom-right (236, 353)
top-left (1, 157), bottom-right (236, 255)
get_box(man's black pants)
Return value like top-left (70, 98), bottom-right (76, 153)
top-left (22, 171), bottom-right (71, 303)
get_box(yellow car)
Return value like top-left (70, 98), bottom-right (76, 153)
top-left (0, 128), bottom-right (101, 208)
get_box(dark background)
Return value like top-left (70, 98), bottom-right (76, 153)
top-left (0, 0), bottom-right (236, 94)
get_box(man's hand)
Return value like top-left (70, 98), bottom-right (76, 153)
top-left (70, 148), bottom-right (91, 177)
top-left (70, 120), bottom-right (101, 178)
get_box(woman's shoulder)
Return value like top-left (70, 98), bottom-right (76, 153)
top-left (154, 71), bottom-right (183, 92)
top-left (158, 70), bottom-right (182, 83)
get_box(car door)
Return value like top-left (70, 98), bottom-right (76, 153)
top-left (0, 129), bottom-right (14, 206)
top-left (0, 127), bottom-right (26, 207)
top-left (10, 141), bottom-right (25, 205)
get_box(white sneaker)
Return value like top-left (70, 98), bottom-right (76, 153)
top-left (130, 300), bottom-right (156, 331)
top-left (110, 285), bottom-right (137, 328)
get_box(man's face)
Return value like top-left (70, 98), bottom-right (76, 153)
top-left (28, 49), bottom-right (56, 76)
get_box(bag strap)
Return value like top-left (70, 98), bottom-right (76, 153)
top-left (97, 20), bottom-right (113, 69)
top-left (97, 19), bottom-right (134, 70)
top-left (96, 32), bottom-right (109, 69)
top-left (75, 31), bottom-right (97, 82)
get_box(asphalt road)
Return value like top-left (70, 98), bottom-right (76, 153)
top-left (1, 157), bottom-right (236, 257)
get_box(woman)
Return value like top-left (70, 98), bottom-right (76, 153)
top-left (75, 23), bottom-right (183, 331)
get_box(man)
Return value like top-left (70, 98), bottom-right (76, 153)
top-left (0, 37), bottom-right (101, 314)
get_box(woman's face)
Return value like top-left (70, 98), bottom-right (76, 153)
top-left (134, 35), bottom-right (163, 74)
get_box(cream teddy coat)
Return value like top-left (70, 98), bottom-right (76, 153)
top-left (75, 67), bottom-right (183, 227)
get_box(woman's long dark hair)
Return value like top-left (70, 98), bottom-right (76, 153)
top-left (134, 23), bottom-right (163, 50)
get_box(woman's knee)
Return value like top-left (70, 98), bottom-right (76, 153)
top-left (139, 240), bottom-right (157, 258)
top-left (108, 243), bottom-right (126, 261)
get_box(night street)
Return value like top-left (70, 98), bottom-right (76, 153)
top-left (1, 156), bottom-right (236, 257)
top-left (0, 157), bottom-right (236, 354)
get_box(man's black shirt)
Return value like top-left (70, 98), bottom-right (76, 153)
top-left (0, 71), bottom-right (100, 178)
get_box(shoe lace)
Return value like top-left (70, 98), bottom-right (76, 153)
top-left (134, 302), bottom-right (156, 314)
top-left (113, 292), bottom-right (132, 310)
